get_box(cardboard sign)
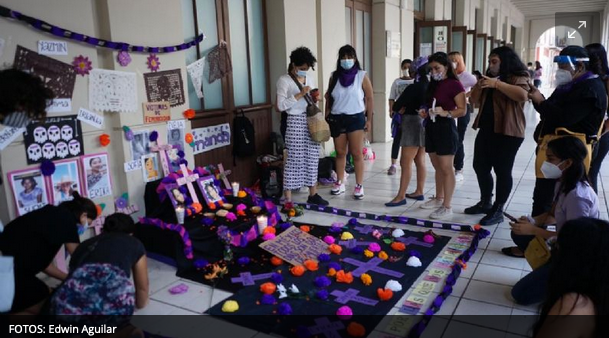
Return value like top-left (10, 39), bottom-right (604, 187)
top-left (38, 40), bottom-right (68, 55)
top-left (143, 101), bottom-right (171, 124)
top-left (77, 108), bottom-right (104, 129)
top-left (192, 123), bottom-right (231, 155)
top-left (259, 226), bottom-right (329, 266)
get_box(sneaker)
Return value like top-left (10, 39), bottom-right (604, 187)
top-left (464, 201), bottom-right (493, 215)
top-left (353, 185), bottom-right (364, 200)
top-left (420, 196), bottom-right (444, 210)
top-left (387, 165), bottom-right (397, 176)
top-left (307, 193), bottom-right (330, 206)
top-left (455, 170), bottom-right (464, 182)
top-left (331, 181), bottom-right (346, 195)
top-left (430, 206), bottom-right (453, 220)
top-left (479, 204), bottom-right (505, 225)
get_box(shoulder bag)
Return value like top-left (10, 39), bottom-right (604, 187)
top-left (289, 74), bottom-right (331, 143)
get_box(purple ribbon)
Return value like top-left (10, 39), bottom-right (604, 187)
top-left (139, 217), bottom-right (194, 259)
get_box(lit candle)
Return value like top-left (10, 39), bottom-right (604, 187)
top-left (232, 182), bottom-right (240, 197)
top-left (257, 215), bottom-right (268, 234)
top-left (175, 206), bottom-right (185, 224)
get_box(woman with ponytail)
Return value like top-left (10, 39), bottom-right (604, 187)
top-left (0, 192), bottom-right (96, 314)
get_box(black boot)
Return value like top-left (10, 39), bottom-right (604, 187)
top-left (464, 200), bottom-right (492, 215)
top-left (480, 203), bottom-right (505, 225)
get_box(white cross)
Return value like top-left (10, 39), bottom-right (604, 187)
top-left (150, 138), bottom-right (177, 176)
top-left (217, 163), bottom-right (232, 189)
top-left (176, 164), bottom-right (199, 204)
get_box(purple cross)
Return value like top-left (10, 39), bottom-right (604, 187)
top-left (338, 239), bottom-right (374, 249)
top-left (330, 288), bottom-right (379, 306)
top-left (396, 236), bottom-right (433, 248)
top-left (354, 224), bottom-right (389, 235)
top-left (230, 272), bottom-right (274, 286)
top-left (307, 317), bottom-right (345, 338)
top-left (343, 257), bottom-right (404, 278)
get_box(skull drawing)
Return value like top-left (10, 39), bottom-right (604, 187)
top-left (33, 126), bottom-right (47, 144)
top-left (61, 125), bottom-right (73, 141)
top-left (42, 142), bottom-right (56, 160)
top-left (27, 144), bottom-right (42, 161)
top-left (68, 139), bottom-right (81, 156)
top-left (55, 141), bottom-right (68, 158)
top-left (48, 125), bottom-right (61, 142)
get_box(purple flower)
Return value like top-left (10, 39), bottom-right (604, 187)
top-left (177, 150), bottom-right (185, 158)
top-left (117, 51), bottom-right (131, 67)
top-left (201, 218), bottom-right (214, 226)
top-left (149, 131), bottom-right (159, 142)
top-left (237, 257), bottom-right (250, 265)
top-left (279, 222), bottom-right (292, 230)
top-left (314, 276), bottom-right (331, 288)
top-left (40, 160), bottom-right (55, 176)
top-left (315, 289), bottom-right (329, 300)
top-left (261, 294), bottom-right (276, 305)
top-left (318, 254), bottom-right (331, 262)
top-left (226, 212), bottom-right (237, 222)
top-left (328, 262), bottom-right (341, 271)
top-left (329, 223), bottom-right (343, 233)
top-left (115, 197), bottom-right (128, 210)
top-left (348, 218), bottom-right (358, 226)
top-left (270, 273), bottom-right (283, 284)
top-left (350, 246), bottom-right (364, 254)
top-left (277, 303), bottom-right (292, 315)
top-left (194, 259), bottom-right (209, 269)
top-left (408, 250), bottom-right (422, 258)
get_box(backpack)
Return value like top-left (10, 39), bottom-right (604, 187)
top-left (233, 112), bottom-right (256, 160)
top-left (260, 166), bottom-right (283, 200)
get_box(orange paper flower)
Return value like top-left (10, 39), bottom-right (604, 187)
top-left (263, 226), bottom-right (276, 235)
top-left (183, 108), bottom-right (196, 119)
top-left (327, 268), bottom-right (337, 277)
top-left (363, 249), bottom-right (374, 258)
top-left (391, 242), bottom-right (406, 251)
top-left (288, 210), bottom-right (296, 218)
top-left (208, 203), bottom-right (217, 210)
top-left (99, 134), bottom-right (110, 146)
top-left (336, 270), bottom-right (354, 284)
top-left (377, 288), bottom-right (394, 301)
top-left (360, 273), bottom-right (372, 286)
top-left (237, 191), bottom-right (247, 198)
top-left (185, 133), bottom-right (194, 144)
top-left (270, 257), bottom-right (283, 266)
top-left (346, 322), bottom-right (366, 337)
top-left (303, 259), bottom-right (319, 271)
top-left (299, 225), bottom-right (310, 233)
top-left (474, 224), bottom-right (482, 231)
top-left (378, 251), bottom-right (389, 261)
top-left (259, 282), bottom-right (276, 295)
top-left (290, 265), bottom-right (305, 277)
top-left (329, 244), bottom-right (343, 255)
top-left (96, 205), bottom-right (103, 217)
top-left (191, 203), bottom-right (203, 214)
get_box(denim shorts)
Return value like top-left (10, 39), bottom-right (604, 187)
top-left (326, 112), bottom-right (366, 138)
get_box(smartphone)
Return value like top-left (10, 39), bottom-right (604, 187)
top-left (503, 212), bottom-right (518, 222)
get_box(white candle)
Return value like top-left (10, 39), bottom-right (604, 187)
top-left (175, 207), bottom-right (185, 224)
top-left (232, 182), bottom-right (240, 197)
top-left (257, 215), bottom-right (268, 234)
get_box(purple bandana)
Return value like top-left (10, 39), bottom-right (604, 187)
top-left (338, 66), bottom-right (359, 87)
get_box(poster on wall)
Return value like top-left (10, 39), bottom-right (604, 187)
top-left (143, 101), bottom-right (171, 124)
top-left (24, 115), bottom-right (84, 165)
top-left (141, 154), bottom-right (160, 183)
top-left (131, 130), bottom-right (150, 161)
top-left (143, 69), bottom-right (186, 107)
top-left (7, 168), bottom-right (50, 216)
top-left (50, 159), bottom-right (83, 205)
top-left (433, 26), bottom-right (448, 53)
top-left (89, 68), bottom-right (138, 113)
top-left (192, 123), bottom-right (231, 155)
top-left (167, 120), bottom-right (186, 172)
top-left (13, 45), bottom-right (76, 100)
top-left (81, 153), bottom-right (113, 199)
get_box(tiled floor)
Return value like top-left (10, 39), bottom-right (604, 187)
top-left (130, 100), bottom-right (609, 338)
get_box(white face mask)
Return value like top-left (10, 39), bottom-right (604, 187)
top-left (555, 69), bottom-right (573, 86)
top-left (402, 69), bottom-right (410, 77)
top-left (540, 161), bottom-right (564, 179)
top-left (431, 72), bottom-right (444, 81)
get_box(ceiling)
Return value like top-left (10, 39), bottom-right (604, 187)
top-left (510, 0), bottom-right (607, 18)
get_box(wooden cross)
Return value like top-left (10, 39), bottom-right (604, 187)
top-left (176, 164), bottom-right (200, 204)
top-left (217, 163), bottom-right (232, 189)
top-left (150, 138), bottom-right (177, 176)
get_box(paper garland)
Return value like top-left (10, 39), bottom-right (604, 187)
top-left (186, 57), bottom-right (206, 99)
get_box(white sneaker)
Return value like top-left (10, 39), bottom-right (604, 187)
top-left (420, 196), bottom-right (444, 210)
top-left (331, 181), bottom-right (346, 195)
top-left (430, 206), bottom-right (453, 220)
top-left (353, 185), bottom-right (364, 200)
top-left (455, 170), bottom-right (464, 182)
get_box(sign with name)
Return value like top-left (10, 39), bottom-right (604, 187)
top-left (77, 108), bottom-right (104, 129)
top-left (46, 99), bottom-right (72, 114)
top-left (38, 40), bottom-right (68, 55)
top-left (192, 123), bottom-right (231, 155)
top-left (82, 153), bottom-right (112, 200)
top-left (124, 159), bottom-right (142, 172)
top-left (259, 226), bottom-right (329, 266)
top-left (143, 101), bottom-right (171, 124)
top-left (0, 127), bottom-right (25, 151)
top-left (167, 119), bottom-right (186, 130)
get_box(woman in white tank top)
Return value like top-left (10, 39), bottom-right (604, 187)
top-left (324, 45), bottom-right (374, 200)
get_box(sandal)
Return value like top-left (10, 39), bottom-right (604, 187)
top-left (501, 246), bottom-right (525, 258)
top-left (406, 193), bottom-right (425, 201)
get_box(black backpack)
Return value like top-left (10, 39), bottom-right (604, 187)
top-left (318, 157), bottom-right (334, 180)
top-left (260, 166), bottom-right (283, 200)
top-left (233, 112), bottom-right (256, 159)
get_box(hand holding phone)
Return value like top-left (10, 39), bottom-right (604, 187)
top-left (503, 212), bottom-right (518, 222)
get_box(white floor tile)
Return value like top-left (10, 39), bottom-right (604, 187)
top-left (151, 280), bottom-right (213, 314)
top-left (479, 250), bottom-right (527, 270)
top-left (472, 264), bottom-right (522, 286)
top-left (508, 308), bottom-right (539, 336)
top-left (486, 238), bottom-right (517, 252)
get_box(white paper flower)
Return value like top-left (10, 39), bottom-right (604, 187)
top-left (277, 283), bottom-right (287, 299)
top-left (289, 284), bottom-right (300, 294)
top-left (385, 280), bottom-right (403, 292)
top-left (407, 256), bottom-right (422, 267)
top-left (392, 229), bottom-right (405, 238)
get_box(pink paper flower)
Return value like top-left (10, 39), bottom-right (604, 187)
top-left (226, 212), bottom-right (237, 221)
top-left (262, 233), bottom-right (276, 241)
top-left (336, 305), bottom-right (353, 320)
top-left (236, 204), bottom-right (247, 212)
top-left (423, 234), bottom-right (435, 244)
top-left (72, 55), bottom-right (92, 76)
top-left (323, 236), bottom-right (335, 245)
top-left (371, 230), bottom-right (382, 239)
top-left (117, 51), bottom-right (131, 67)
top-left (368, 243), bottom-right (381, 253)
top-left (147, 53), bottom-right (161, 72)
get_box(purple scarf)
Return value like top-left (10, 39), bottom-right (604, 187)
top-left (338, 66), bottom-right (359, 87)
top-left (554, 71), bottom-right (597, 96)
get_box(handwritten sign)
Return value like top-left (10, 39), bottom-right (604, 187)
top-left (167, 119), bottom-right (186, 130)
top-left (38, 40), bottom-right (68, 55)
top-left (77, 108), bottom-right (104, 129)
top-left (46, 99), bottom-right (72, 114)
top-left (0, 127), bottom-right (25, 151)
top-left (192, 123), bottom-right (231, 155)
top-left (143, 101), bottom-right (171, 124)
top-left (124, 159), bottom-right (142, 172)
top-left (259, 226), bottom-right (329, 266)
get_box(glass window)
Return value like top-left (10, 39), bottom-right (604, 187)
top-left (452, 31), bottom-right (464, 55)
top-left (228, 0), bottom-right (251, 107)
top-left (476, 36), bottom-right (485, 72)
top-left (414, 0), bottom-right (424, 13)
top-left (466, 33), bottom-right (474, 73)
top-left (248, 0), bottom-right (267, 104)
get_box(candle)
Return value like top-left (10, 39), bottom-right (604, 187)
top-left (175, 206), bottom-right (185, 224)
top-left (257, 215), bottom-right (268, 234)
top-left (232, 182), bottom-right (240, 197)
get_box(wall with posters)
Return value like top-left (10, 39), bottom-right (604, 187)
top-left (0, 0), bottom-right (194, 224)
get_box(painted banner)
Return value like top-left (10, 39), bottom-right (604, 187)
top-left (191, 123), bottom-right (231, 155)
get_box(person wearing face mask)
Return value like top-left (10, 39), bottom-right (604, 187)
top-left (466, 46), bottom-right (531, 225)
top-left (0, 192), bottom-right (97, 314)
top-left (325, 45), bottom-right (374, 200)
top-left (276, 46), bottom-right (329, 207)
top-left (529, 46), bottom-right (607, 219)
top-left (418, 52), bottom-right (466, 220)
top-left (448, 52), bottom-right (477, 182)
top-left (505, 137), bottom-right (599, 305)
top-left (387, 59), bottom-right (413, 176)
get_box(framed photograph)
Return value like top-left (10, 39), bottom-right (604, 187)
top-left (141, 153), bottom-right (160, 183)
top-left (164, 183), bottom-right (188, 207)
top-left (197, 175), bottom-right (224, 205)
top-left (131, 130), bottom-right (150, 161)
top-left (50, 159), bottom-right (83, 205)
top-left (7, 168), bottom-right (50, 216)
top-left (81, 153), bottom-right (113, 199)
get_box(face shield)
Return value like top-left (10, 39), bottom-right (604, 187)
top-left (553, 55), bottom-right (589, 86)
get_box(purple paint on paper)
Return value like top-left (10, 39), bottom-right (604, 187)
top-left (330, 289), bottom-right (379, 306)
top-left (396, 236), bottom-right (434, 248)
top-left (342, 257), bottom-right (404, 278)
top-left (230, 272), bottom-right (274, 286)
top-left (307, 317), bottom-right (345, 338)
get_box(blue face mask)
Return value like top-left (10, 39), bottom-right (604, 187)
top-left (340, 59), bottom-right (355, 70)
top-left (296, 70), bottom-right (307, 77)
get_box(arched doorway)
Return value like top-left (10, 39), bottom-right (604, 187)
top-left (535, 26), bottom-right (583, 89)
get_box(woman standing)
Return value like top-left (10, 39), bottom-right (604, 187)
top-left (325, 45), bottom-right (374, 200)
top-left (385, 57), bottom-right (429, 207)
top-left (387, 59), bottom-right (413, 175)
top-left (534, 61), bottom-right (542, 88)
top-left (465, 46), bottom-right (530, 225)
top-left (418, 52), bottom-right (466, 220)
top-left (276, 46), bottom-right (328, 206)
top-left (448, 52), bottom-right (477, 182)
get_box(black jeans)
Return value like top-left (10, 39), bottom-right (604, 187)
top-left (454, 104), bottom-right (473, 171)
top-left (391, 126), bottom-right (402, 160)
top-left (532, 177), bottom-right (558, 217)
top-left (512, 261), bottom-right (551, 305)
top-left (473, 129), bottom-right (524, 204)
top-left (589, 132), bottom-right (609, 192)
